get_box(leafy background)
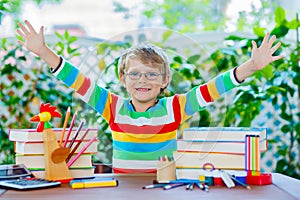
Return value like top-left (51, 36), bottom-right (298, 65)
top-left (0, 0), bottom-right (299, 178)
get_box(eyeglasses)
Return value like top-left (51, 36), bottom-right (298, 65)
top-left (124, 72), bottom-right (165, 80)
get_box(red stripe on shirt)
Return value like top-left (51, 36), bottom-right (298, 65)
top-left (77, 77), bottom-right (91, 96)
top-left (200, 84), bottom-right (213, 103)
top-left (109, 96), bottom-right (182, 134)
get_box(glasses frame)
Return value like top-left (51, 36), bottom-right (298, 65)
top-left (124, 72), bottom-right (165, 80)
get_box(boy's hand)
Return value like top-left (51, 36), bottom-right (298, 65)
top-left (251, 32), bottom-right (283, 71)
top-left (16, 20), bottom-right (46, 56)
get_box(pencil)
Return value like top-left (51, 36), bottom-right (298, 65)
top-left (65, 129), bottom-right (90, 163)
top-left (59, 107), bottom-right (70, 147)
top-left (63, 111), bottom-right (77, 147)
top-left (230, 175), bottom-right (251, 190)
top-left (67, 135), bottom-right (97, 168)
top-left (67, 120), bottom-right (85, 149)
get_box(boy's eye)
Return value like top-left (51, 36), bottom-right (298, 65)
top-left (146, 72), bottom-right (159, 78)
top-left (130, 72), bottom-right (140, 77)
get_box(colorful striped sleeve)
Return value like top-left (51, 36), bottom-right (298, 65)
top-left (52, 58), bottom-right (112, 122)
top-left (179, 68), bottom-right (241, 122)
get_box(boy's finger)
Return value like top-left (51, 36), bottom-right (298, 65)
top-left (16, 29), bottom-right (26, 39)
top-left (261, 32), bottom-right (270, 47)
top-left (268, 35), bottom-right (276, 47)
top-left (251, 40), bottom-right (258, 50)
top-left (270, 42), bottom-right (281, 54)
top-left (25, 20), bottom-right (37, 34)
top-left (17, 22), bottom-right (30, 35)
top-left (272, 55), bottom-right (284, 61)
top-left (39, 26), bottom-right (44, 36)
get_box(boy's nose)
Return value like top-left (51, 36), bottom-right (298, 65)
top-left (139, 73), bottom-right (148, 81)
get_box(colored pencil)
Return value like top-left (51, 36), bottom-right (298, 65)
top-left (67, 120), bottom-right (85, 149)
top-left (65, 129), bottom-right (90, 163)
top-left (67, 135), bottom-right (97, 168)
top-left (59, 107), bottom-right (70, 147)
top-left (63, 111), bottom-right (77, 147)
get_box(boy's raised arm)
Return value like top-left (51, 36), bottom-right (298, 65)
top-left (235, 32), bottom-right (283, 82)
top-left (16, 20), bottom-right (61, 70)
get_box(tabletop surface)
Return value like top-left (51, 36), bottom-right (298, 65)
top-left (0, 173), bottom-right (299, 200)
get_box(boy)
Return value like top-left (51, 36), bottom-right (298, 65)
top-left (16, 20), bottom-right (283, 173)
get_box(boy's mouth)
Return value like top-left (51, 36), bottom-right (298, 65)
top-left (136, 88), bottom-right (151, 92)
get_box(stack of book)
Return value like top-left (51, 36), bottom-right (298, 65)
top-left (9, 128), bottom-right (99, 178)
top-left (174, 127), bottom-right (268, 179)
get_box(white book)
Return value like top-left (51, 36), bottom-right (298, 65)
top-left (182, 127), bottom-right (267, 150)
top-left (15, 140), bottom-right (98, 154)
top-left (9, 128), bottom-right (98, 142)
top-left (177, 139), bottom-right (266, 153)
top-left (15, 154), bottom-right (92, 169)
top-left (173, 151), bottom-right (247, 170)
top-left (31, 167), bottom-right (95, 179)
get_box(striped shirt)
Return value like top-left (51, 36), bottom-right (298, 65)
top-left (53, 58), bottom-right (241, 173)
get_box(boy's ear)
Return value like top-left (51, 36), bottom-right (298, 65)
top-left (162, 74), bottom-right (171, 88)
top-left (120, 73), bottom-right (126, 87)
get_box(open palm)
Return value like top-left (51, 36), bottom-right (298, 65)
top-left (251, 33), bottom-right (283, 71)
top-left (16, 20), bottom-right (45, 56)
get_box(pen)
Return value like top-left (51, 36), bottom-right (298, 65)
top-left (163, 183), bottom-right (187, 190)
top-left (142, 184), bottom-right (167, 189)
top-left (155, 179), bottom-right (205, 184)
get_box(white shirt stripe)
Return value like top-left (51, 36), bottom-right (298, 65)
top-left (195, 86), bottom-right (208, 107)
top-left (230, 68), bottom-right (240, 86)
top-left (113, 158), bottom-right (157, 169)
top-left (114, 98), bottom-right (175, 126)
top-left (53, 59), bottom-right (65, 76)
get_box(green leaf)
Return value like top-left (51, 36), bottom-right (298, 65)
top-left (187, 54), bottom-right (200, 65)
top-left (287, 19), bottom-right (300, 29)
top-left (274, 7), bottom-right (286, 25)
top-left (162, 30), bottom-right (173, 42)
top-left (271, 25), bottom-right (289, 38)
top-left (253, 27), bottom-right (266, 37)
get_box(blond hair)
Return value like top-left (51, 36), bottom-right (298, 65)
top-left (118, 43), bottom-right (170, 80)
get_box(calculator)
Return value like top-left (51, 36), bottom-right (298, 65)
top-left (0, 164), bottom-right (61, 190)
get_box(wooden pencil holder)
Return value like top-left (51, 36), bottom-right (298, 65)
top-left (43, 128), bottom-right (72, 181)
top-left (156, 160), bottom-right (176, 181)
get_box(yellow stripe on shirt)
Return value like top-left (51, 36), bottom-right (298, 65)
top-left (112, 131), bottom-right (177, 143)
top-left (207, 78), bottom-right (220, 100)
top-left (71, 73), bottom-right (85, 91)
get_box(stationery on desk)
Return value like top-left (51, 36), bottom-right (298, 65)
top-left (70, 177), bottom-right (118, 189)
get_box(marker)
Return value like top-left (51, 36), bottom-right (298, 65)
top-left (142, 184), bottom-right (167, 189)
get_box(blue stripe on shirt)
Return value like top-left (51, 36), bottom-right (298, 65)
top-left (113, 139), bottom-right (177, 153)
top-left (215, 75), bottom-right (226, 94)
top-left (64, 67), bottom-right (79, 86)
top-left (95, 87), bottom-right (108, 115)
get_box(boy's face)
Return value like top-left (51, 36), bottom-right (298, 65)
top-left (120, 59), bottom-right (169, 109)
